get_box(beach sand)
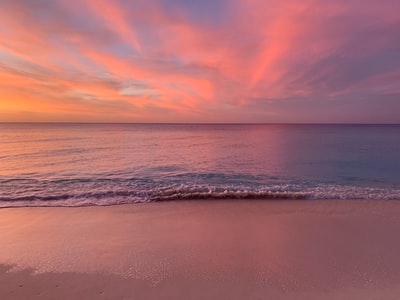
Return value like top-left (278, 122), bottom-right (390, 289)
top-left (1, 200), bottom-right (400, 299)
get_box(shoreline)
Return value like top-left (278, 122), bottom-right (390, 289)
top-left (1, 197), bottom-right (399, 209)
top-left (1, 199), bottom-right (400, 299)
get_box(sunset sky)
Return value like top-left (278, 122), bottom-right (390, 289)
top-left (0, 0), bottom-right (399, 123)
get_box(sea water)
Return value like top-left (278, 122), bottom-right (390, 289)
top-left (0, 123), bottom-right (399, 207)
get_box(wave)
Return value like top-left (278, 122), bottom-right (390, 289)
top-left (0, 191), bottom-right (140, 202)
top-left (149, 190), bottom-right (306, 201)
top-left (0, 189), bottom-right (306, 204)
top-left (1, 182), bottom-right (400, 208)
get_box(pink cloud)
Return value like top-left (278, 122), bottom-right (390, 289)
top-left (83, 0), bottom-right (141, 52)
top-left (0, 0), bottom-right (399, 122)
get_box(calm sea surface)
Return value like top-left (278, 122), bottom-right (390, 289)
top-left (1, 123), bottom-right (399, 207)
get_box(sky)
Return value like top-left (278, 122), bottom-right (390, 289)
top-left (0, 0), bottom-right (399, 123)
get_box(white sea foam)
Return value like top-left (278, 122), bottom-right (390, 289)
top-left (1, 181), bottom-right (400, 208)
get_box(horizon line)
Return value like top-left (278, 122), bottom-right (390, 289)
top-left (1, 122), bottom-right (399, 125)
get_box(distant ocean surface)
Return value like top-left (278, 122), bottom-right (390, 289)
top-left (1, 123), bottom-right (399, 207)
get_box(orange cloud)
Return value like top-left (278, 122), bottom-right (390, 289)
top-left (0, 0), bottom-right (399, 123)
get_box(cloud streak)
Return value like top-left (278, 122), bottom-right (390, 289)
top-left (0, 0), bottom-right (399, 122)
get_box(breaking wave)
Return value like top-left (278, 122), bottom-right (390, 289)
top-left (1, 179), bottom-right (400, 208)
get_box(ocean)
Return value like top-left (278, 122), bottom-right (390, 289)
top-left (0, 123), bottom-right (399, 207)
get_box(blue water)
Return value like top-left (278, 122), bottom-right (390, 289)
top-left (0, 123), bottom-right (399, 207)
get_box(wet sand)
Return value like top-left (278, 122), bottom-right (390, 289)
top-left (1, 200), bottom-right (400, 299)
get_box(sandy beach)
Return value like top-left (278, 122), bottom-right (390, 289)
top-left (1, 200), bottom-right (400, 299)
